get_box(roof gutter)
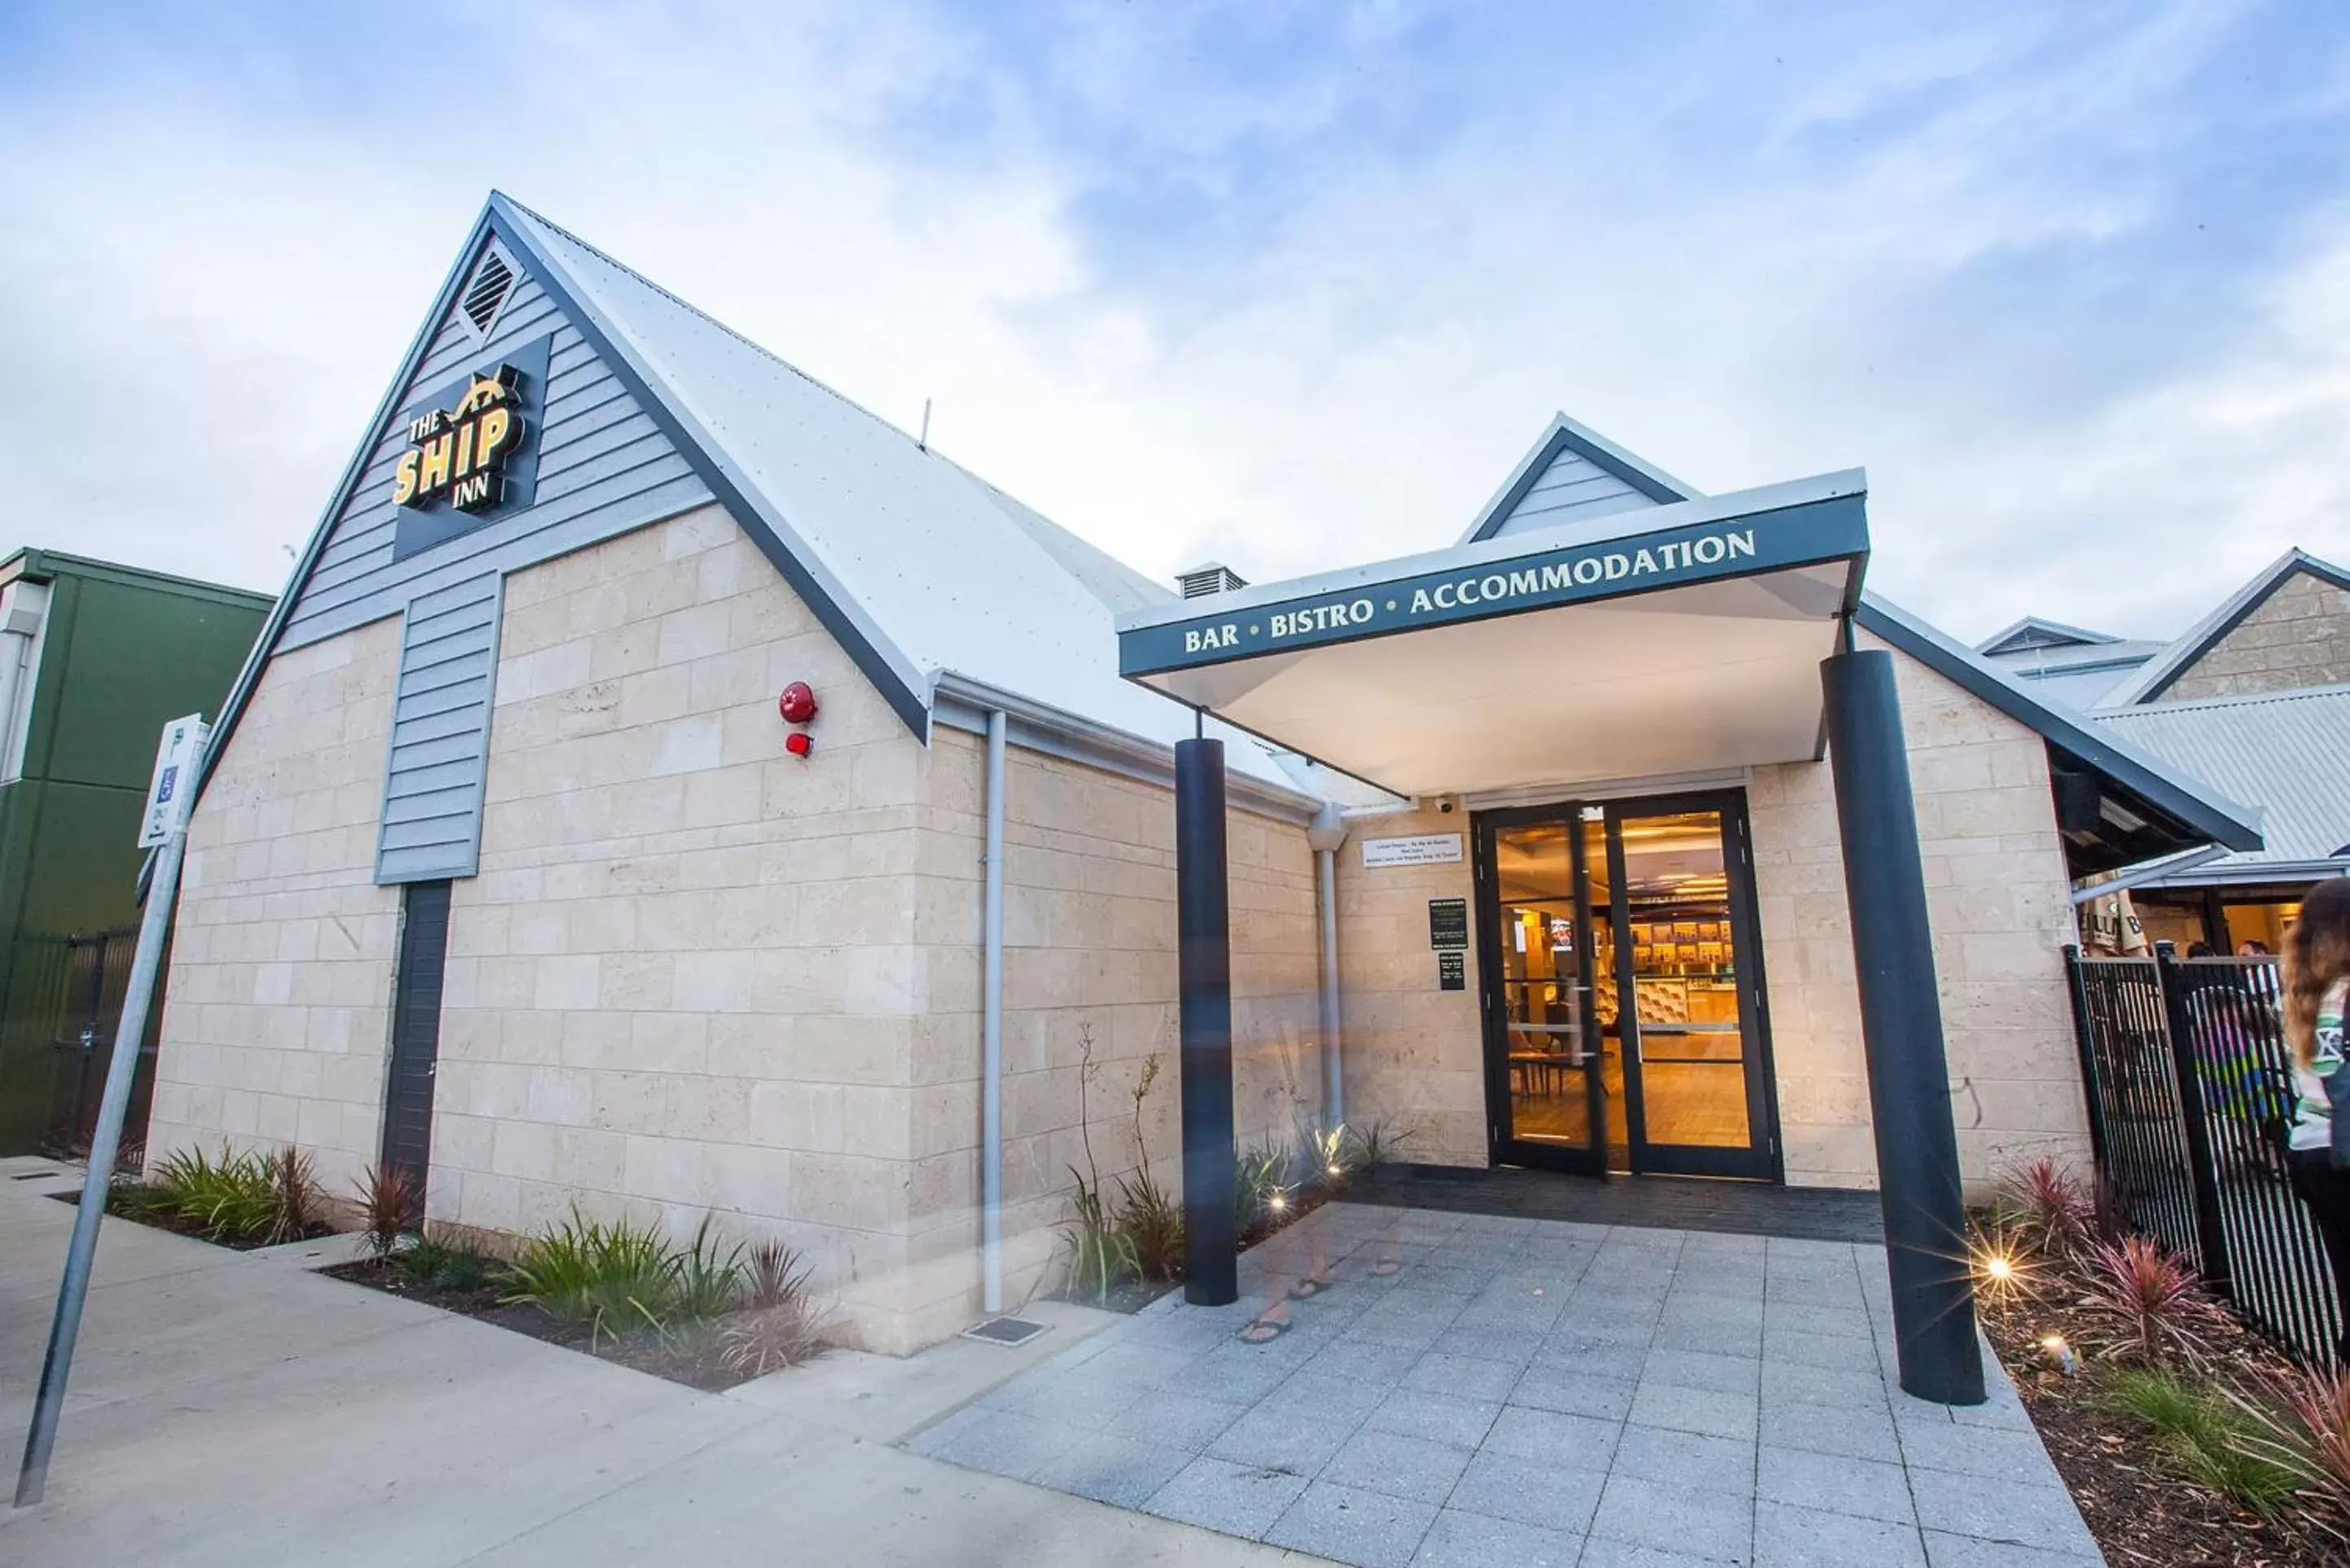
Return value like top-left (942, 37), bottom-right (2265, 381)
top-left (930, 671), bottom-right (1322, 824)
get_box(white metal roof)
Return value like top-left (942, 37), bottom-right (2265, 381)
top-left (496, 199), bottom-right (1303, 793)
top-left (2094, 684), bottom-right (2350, 880)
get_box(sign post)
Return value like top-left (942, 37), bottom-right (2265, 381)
top-left (15, 714), bottom-right (206, 1507)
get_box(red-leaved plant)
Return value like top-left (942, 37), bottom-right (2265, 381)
top-left (1996, 1155), bottom-right (2092, 1257)
top-left (2078, 1235), bottom-right (2230, 1367)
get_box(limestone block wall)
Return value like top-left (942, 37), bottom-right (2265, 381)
top-left (903, 731), bottom-right (1324, 1347)
top-left (428, 503), bottom-right (955, 1350)
top-left (148, 617), bottom-right (406, 1192)
top-left (1331, 806), bottom-right (1487, 1169)
top-left (1750, 634), bottom-right (2086, 1192)
top-left (2166, 568), bottom-right (2350, 701)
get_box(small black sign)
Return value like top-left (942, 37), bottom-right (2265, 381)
top-left (1438, 950), bottom-right (1466, 990)
top-left (1429, 897), bottom-right (1469, 950)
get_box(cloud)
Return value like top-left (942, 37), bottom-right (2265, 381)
top-left (0, 0), bottom-right (2343, 648)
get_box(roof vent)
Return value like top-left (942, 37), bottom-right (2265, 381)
top-left (1179, 562), bottom-right (1248, 600)
top-left (459, 245), bottom-right (517, 339)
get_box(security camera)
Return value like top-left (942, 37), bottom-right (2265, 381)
top-left (1435, 797), bottom-right (1457, 815)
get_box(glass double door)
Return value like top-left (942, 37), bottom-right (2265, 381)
top-left (1474, 792), bottom-right (1777, 1180)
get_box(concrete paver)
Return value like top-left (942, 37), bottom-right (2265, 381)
top-left (907, 1201), bottom-right (2104, 1566)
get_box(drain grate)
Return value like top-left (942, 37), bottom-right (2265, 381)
top-left (11, 1171), bottom-right (60, 1180)
top-left (961, 1315), bottom-right (1051, 1348)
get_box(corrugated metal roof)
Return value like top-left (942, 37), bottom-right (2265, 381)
top-left (493, 198), bottom-right (1302, 791)
top-left (2095, 685), bottom-right (2350, 872)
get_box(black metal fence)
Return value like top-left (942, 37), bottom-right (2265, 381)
top-left (2066, 942), bottom-right (2340, 1365)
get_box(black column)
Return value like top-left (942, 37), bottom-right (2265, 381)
top-left (1821, 648), bottom-right (1986, 1406)
top-left (1175, 737), bottom-right (1238, 1305)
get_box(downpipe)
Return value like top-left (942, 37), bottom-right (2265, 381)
top-left (981, 710), bottom-right (1008, 1314)
top-left (1307, 803), bottom-right (1346, 1126)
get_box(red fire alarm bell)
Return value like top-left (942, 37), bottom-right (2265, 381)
top-left (777, 682), bottom-right (819, 724)
top-left (784, 731), bottom-right (815, 759)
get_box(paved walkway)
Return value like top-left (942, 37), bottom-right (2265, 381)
top-left (0, 1157), bottom-right (1289, 1567)
top-left (907, 1201), bottom-right (2103, 1566)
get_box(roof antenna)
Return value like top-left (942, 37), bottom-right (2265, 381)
top-left (918, 397), bottom-right (932, 452)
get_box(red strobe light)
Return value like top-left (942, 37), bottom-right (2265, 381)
top-left (777, 682), bottom-right (819, 724)
top-left (784, 731), bottom-right (815, 759)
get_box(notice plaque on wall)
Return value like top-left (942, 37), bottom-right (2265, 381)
top-left (1428, 897), bottom-right (1469, 950)
top-left (1438, 950), bottom-right (1466, 990)
top-left (1361, 833), bottom-right (1463, 868)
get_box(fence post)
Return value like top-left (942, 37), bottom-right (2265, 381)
top-left (2061, 946), bottom-right (2111, 1173)
top-left (2154, 941), bottom-right (2234, 1294)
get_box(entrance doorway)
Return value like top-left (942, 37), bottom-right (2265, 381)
top-left (1473, 791), bottom-right (1778, 1181)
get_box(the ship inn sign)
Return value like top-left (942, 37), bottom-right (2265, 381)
top-left (393, 367), bottom-right (525, 514)
top-left (388, 334), bottom-right (551, 561)
top-left (1118, 493), bottom-right (1866, 676)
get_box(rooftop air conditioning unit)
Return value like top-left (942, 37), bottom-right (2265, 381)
top-left (1178, 562), bottom-right (1248, 600)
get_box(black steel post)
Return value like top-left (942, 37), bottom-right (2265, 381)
top-left (1821, 648), bottom-right (1986, 1405)
top-left (1175, 737), bottom-right (1238, 1305)
top-left (2153, 942), bottom-right (2234, 1293)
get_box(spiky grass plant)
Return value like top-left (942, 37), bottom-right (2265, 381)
top-left (499, 1210), bottom-right (679, 1346)
top-left (1342, 1117), bottom-right (1417, 1173)
top-left (353, 1163), bottom-right (420, 1258)
top-left (143, 1143), bottom-right (316, 1243)
top-left (1060, 1172), bottom-right (1137, 1301)
top-left (2077, 1235), bottom-right (2230, 1368)
top-left (2234, 1366), bottom-right (2350, 1537)
top-left (670, 1214), bottom-right (748, 1324)
top-left (2108, 1368), bottom-right (2302, 1517)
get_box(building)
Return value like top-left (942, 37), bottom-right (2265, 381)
top-left (145, 193), bottom-right (2261, 1359)
top-left (0, 550), bottom-right (273, 1155)
top-left (1976, 549), bottom-right (2350, 951)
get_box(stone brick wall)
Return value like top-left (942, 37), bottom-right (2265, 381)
top-left (149, 617), bottom-right (406, 1191)
top-left (1750, 633), bottom-right (2085, 1192)
top-left (1330, 806), bottom-right (1487, 1168)
top-left (2166, 568), bottom-right (2350, 701)
top-left (428, 503), bottom-right (947, 1350)
top-left (904, 730), bottom-right (1324, 1346)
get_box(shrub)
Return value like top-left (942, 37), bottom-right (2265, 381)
top-left (1342, 1117), bottom-right (1416, 1172)
top-left (1233, 1146), bottom-right (1289, 1240)
top-left (744, 1238), bottom-right (810, 1311)
top-left (671, 1215), bottom-right (748, 1324)
top-left (2237, 1366), bottom-right (2350, 1532)
top-left (1996, 1156), bottom-right (2091, 1256)
top-left (2077, 1236), bottom-right (2230, 1367)
top-left (353, 1164), bottom-right (420, 1259)
top-left (1059, 1170), bottom-right (1136, 1301)
top-left (397, 1236), bottom-right (493, 1292)
top-left (257, 1144), bottom-right (323, 1246)
top-left (2110, 1368), bottom-right (2301, 1517)
top-left (1114, 1168), bottom-right (1185, 1282)
top-left (144, 1144), bottom-right (319, 1243)
top-left (500, 1210), bottom-right (679, 1346)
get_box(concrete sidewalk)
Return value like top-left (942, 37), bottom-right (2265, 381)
top-left (0, 1157), bottom-right (1294, 1567)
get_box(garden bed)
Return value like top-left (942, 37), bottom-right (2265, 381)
top-left (1985, 1293), bottom-right (2337, 1566)
top-left (1975, 1162), bottom-right (2350, 1566)
top-left (47, 1185), bottom-right (336, 1250)
top-left (320, 1253), bottom-right (771, 1392)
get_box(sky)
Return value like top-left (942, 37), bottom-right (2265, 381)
top-left (2, 0), bottom-right (2346, 643)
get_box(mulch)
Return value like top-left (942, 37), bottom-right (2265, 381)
top-left (1983, 1260), bottom-right (2348, 1566)
top-left (319, 1255), bottom-right (762, 1392)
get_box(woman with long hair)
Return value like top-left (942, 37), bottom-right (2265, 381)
top-left (2282, 877), bottom-right (2350, 1360)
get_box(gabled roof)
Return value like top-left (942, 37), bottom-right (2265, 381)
top-left (1458, 414), bottom-right (1701, 544)
top-left (202, 192), bottom-right (1307, 806)
top-left (2103, 547), bottom-right (2350, 707)
top-left (1854, 595), bottom-right (2264, 867)
top-left (1976, 616), bottom-right (2122, 657)
top-left (2095, 685), bottom-right (2350, 880)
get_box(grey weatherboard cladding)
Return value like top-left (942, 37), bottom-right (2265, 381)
top-left (205, 205), bottom-right (719, 885)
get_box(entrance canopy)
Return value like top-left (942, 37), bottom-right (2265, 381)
top-left (1118, 473), bottom-right (1868, 797)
